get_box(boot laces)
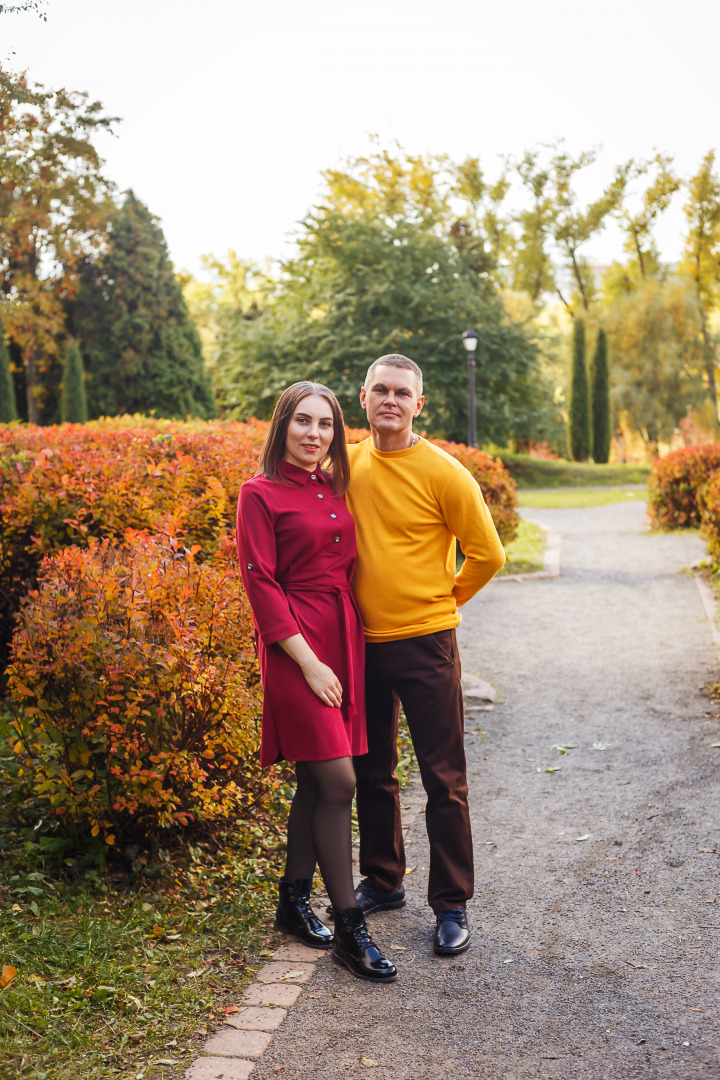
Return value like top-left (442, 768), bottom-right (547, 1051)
top-left (350, 920), bottom-right (372, 950)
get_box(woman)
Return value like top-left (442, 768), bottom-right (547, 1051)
top-left (236, 381), bottom-right (397, 984)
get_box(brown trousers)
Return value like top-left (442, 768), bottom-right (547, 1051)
top-left (354, 629), bottom-right (473, 913)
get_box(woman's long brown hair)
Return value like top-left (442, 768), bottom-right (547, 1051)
top-left (258, 382), bottom-right (350, 495)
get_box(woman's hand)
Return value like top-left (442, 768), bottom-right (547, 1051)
top-left (277, 633), bottom-right (343, 707)
top-left (301, 658), bottom-right (343, 708)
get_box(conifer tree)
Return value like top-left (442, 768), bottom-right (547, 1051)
top-left (0, 313), bottom-right (18, 423)
top-left (70, 192), bottom-right (215, 419)
top-left (568, 317), bottom-right (591, 460)
top-left (60, 337), bottom-right (88, 423)
top-left (590, 327), bottom-right (611, 463)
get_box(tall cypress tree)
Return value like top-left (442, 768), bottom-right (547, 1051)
top-left (590, 327), bottom-right (611, 463)
top-left (568, 317), bottom-right (591, 461)
top-left (0, 313), bottom-right (18, 423)
top-left (70, 192), bottom-right (216, 420)
top-left (60, 337), bottom-right (88, 423)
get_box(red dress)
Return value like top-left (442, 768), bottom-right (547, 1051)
top-left (236, 460), bottom-right (367, 766)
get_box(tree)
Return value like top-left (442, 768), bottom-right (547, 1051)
top-left (568, 318), bottom-right (590, 460)
top-left (60, 337), bottom-right (87, 423)
top-left (616, 154), bottom-right (680, 282)
top-left (0, 312), bottom-right (18, 422)
top-left (590, 328), bottom-right (611, 463)
top-left (679, 151), bottom-right (720, 416)
top-left (606, 277), bottom-right (707, 450)
top-left (211, 147), bottom-right (539, 444)
top-left (549, 147), bottom-right (633, 313)
top-left (70, 193), bottom-right (216, 420)
top-left (0, 65), bottom-right (116, 423)
top-left (510, 149), bottom-right (559, 302)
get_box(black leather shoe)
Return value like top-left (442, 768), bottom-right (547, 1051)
top-left (275, 878), bottom-right (333, 950)
top-left (327, 879), bottom-right (406, 919)
top-left (433, 908), bottom-right (470, 956)
top-left (332, 906), bottom-right (398, 983)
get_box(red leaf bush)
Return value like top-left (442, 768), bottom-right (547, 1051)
top-left (6, 530), bottom-right (267, 845)
top-left (647, 443), bottom-right (720, 530)
top-left (0, 419), bottom-right (262, 675)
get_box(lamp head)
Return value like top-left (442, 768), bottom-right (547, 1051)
top-left (462, 326), bottom-right (478, 353)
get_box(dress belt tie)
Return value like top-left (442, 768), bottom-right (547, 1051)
top-left (280, 582), bottom-right (357, 724)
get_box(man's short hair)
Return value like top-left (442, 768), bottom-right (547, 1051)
top-left (364, 354), bottom-right (423, 397)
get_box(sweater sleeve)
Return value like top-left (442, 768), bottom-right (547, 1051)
top-left (439, 466), bottom-right (506, 607)
top-left (236, 482), bottom-right (301, 646)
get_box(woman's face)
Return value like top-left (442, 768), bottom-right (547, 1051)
top-left (283, 393), bottom-right (334, 471)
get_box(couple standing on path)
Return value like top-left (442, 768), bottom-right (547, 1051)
top-left (236, 354), bottom-right (506, 984)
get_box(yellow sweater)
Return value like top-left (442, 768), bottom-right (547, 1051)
top-left (346, 438), bottom-right (506, 642)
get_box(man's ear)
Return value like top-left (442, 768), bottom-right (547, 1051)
top-left (359, 385), bottom-right (367, 410)
top-left (414, 395), bottom-right (425, 418)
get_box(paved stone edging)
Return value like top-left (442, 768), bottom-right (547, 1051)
top-left (183, 943), bottom-right (326, 1079)
top-left (493, 514), bottom-right (561, 583)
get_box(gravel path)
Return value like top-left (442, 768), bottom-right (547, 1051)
top-left (247, 500), bottom-right (720, 1080)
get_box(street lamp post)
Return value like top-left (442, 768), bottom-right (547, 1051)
top-left (461, 325), bottom-right (478, 448)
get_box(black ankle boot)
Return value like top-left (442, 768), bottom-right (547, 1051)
top-left (331, 906), bottom-right (398, 982)
top-left (275, 878), bottom-right (333, 949)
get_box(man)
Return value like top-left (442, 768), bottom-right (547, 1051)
top-left (345, 353), bottom-right (506, 955)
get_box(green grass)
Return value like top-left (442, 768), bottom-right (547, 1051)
top-left (498, 519), bottom-right (546, 575)
top-left (0, 713), bottom-right (291, 1080)
top-left (496, 452), bottom-right (651, 490)
top-left (519, 486), bottom-right (647, 509)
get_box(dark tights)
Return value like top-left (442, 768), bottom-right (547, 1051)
top-left (284, 757), bottom-right (357, 912)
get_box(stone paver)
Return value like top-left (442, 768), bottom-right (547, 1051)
top-left (202, 1027), bottom-right (272, 1059)
top-left (225, 1006), bottom-right (287, 1031)
top-left (254, 961), bottom-right (315, 984)
top-left (242, 982), bottom-right (302, 1007)
top-left (184, 1055), bottom-right (256, 1079)
top-left (271, 943), bottom-right (323, 962)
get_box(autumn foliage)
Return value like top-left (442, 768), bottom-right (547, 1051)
top-left (7, 531), bottom-right (268, 845)
top-left (647, 442), bottom-right (720, 565)
top-left (647, 443), bottom-right (720, 530)
top-left (2, 417), bottom-right (518, 846)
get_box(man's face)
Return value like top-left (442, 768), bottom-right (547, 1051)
top-left (360, 365), bottom-right (424, 437)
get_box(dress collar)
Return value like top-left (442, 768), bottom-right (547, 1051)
top-left (278, 459), bottom-right (328, 485)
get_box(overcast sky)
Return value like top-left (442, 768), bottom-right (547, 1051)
top-left (3, 0), bottom-right (719, 277)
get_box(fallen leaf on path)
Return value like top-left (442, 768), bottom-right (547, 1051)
top-left (626, 960), bottom-right (648, 969)
top-left (224, 1006), bottom-right (240, 1014)
top-left (710, 743), bottom-right (720, 749)
top-left (388, 945), bottom-right (407, 951)
top-left (698, 848), bottom-right (718, 854)
top-left (0, 966), bottom-right (17, 990)
top-left (280, 970), bottom-right (305, 980)
top-left (576, 835), bottom-right (591, 842)
top-left (545, 767), bottom-right (561, 773)
top-left (553, 744), bottom-right (578, 754)
top-left (153, 1060), bottom-right (179, 1066)
top-left (361, 1058), bottom-right (379, 1067)
top-left (405, 866), bottom-right (416, 874)
top-left (502, 959), bottom-right (515, 964)
top-left (592, 742), bottom-right (612, 751)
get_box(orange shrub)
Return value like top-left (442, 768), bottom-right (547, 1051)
top-left (7, 530), bottom-right (267, 845)
top-left (647, 443), bottom-right (720, 530)
top-left (698, 473), bottom-right (720, 564)
top-left (0, 419), bottom-right (262, 675)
